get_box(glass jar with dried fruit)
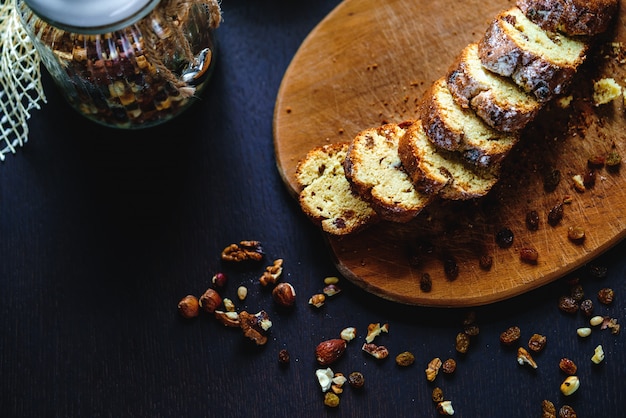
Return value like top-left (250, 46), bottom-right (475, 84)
top-left (16, 0), bottom-right (221, 129)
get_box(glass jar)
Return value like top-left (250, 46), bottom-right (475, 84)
top-left (16, 0), bottom-right (221, 129)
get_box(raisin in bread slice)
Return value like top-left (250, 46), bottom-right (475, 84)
top-left (447, 43), bottom-right (543, 132)
top-left (517, 0), bottom-right (618, 36)
top-left (343, 121), bottom-right (432, 223)
top-left (478, 7), bottom-right (588, 102)
top-left (398, 120), bottom-right (500, 200)
top-left (421, 77), bottom-right (520, 167)
top-left (296, 142), bottom-right (378, 235)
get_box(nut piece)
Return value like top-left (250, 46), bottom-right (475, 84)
top-left (362, 343), bottom-right (389, 360)
top-left (528, 334), bottom-right (547, 352)
top-left (365, 322), bottom-right (389, 343)
top-left (272, 282), bottom-right (296, 307)
top-left (331, 373), bottom-right (347, 394)
top-left (239, 310), bottom-right (272, 345)
top-left (221, 240), bottom-right (264, 262)
top-left (425, 357), bottom-right (442, 382)
top-left (340, 327), bottom-right (357, 342)
top-left (541, 399), bottom-right (557, 418)
top-left (560, 376), bottom-right (580, 396)
top-left (223, 298), bottom-right (235, 312)
top-left (576, 327), bottom-right (591, 338)
top-left (214, 310), bottom-right (241, 327)
top-left (324, 276), bottom-right (339, 285)
top-left (177, 295), bottom-right (200, 319)
top-left (237, 286), bottom-right (248, 301)
top-left (590, 315), bottom-right (605, 326)
top-left (323, 284), bottom-right (341, 297)
top-left (308, 293), bottom-right (326, 308)
top-left (437, 400), bottom-right (454, 416)
top-left (259, 258), bottom-right (284, 286)
top-left (517, 347), bottom-right (538, 369)
top-left (315, 339), bottom-right (347, 366)
top-left (199, 288), bottom-right (222, 313)
top-left (211, 272), bottom-right (227, 288)
top-left (591, 344), bottom-right (605, 364)
top-left (316, 368), bottom-right (334, 392)
top-left (395, 351), bottom-right (415, 367)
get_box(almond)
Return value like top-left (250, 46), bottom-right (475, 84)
top-left (315, 339), bottom-right (347, 366)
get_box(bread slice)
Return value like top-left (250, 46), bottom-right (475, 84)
top-left (447, 43), bottom-right (543, 132)
top-left (516, 0), bottom-right (618, 36)
top-left (295, 142), bottom-right (378, 235)
top-left (398, 120), bottom-right (500, 200)
top-left (343, 121), bottom-right (432, 222)
top-left (478, 7), bottom-right (588, 102)
top-left (421, 77), bottom-right (520, 167)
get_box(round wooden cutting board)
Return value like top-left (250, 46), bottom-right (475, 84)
top-left (273, 0), bottom-right (626, 306)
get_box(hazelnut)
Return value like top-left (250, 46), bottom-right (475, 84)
top-left (199, 288), bottom-right (222, 313)
top-left (177, 295), bottom-right (200, 319)
top-left (272, 282), bottom-right (296, 308)
top-left (315, 339), bottom-right (347, 366)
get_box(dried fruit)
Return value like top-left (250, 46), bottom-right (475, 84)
top-left (259, 258), bottom-right (284, 286)
top-left (587, 263), bottom-right (608, 279)
top-left (199, 288), bottom-right (222, 313)
top-left (348, 371), bottom-right (365, 389)
top-left (442, 358), bottom-right (456, 374)
top-left (239, 310), bottom-right (272, 345)
top-left (432, 387), bottom-right (444, 403)
top-left (528, 334), bottom-right (547, 352)
top-left (211, 272), bottom-right (227, 288)
top-left (591, 344), bottom-right (605, 364)
top-left (543, 168), bottom-right (561, 192)
top-left (455, 332), bottom-right (470, 353)
top-left (464, 324), bottom-right (480, 337)
top-left (500, 326), bottom-right (521, 345)
top-left (315, 339), bottom-right (347, 366)
top-left (395, 351), bottom-right (415, 367)
top-left (606, 150), bottom-right (621, 169)
top-left (559, 405), bottom-right (578, 418)
top-left (548, 203), bottom-right (564, 226)
top-left (558, 296), bottom-right (579, 314)
top-left (526, 210), bottom-right (540, 231)
top-left (420, 273), bottom-right (433, 292)
top-left (221, 240), bottom-right (264, 262)
top-left (323, 392), bottom-right (340, 408)
top-left (362, 343), bottom-right (389, 360)
top-left (517, 347), bottom-right (538, 369)
top-left (520, 247), bottom-right (539, 264)
top-left (588, 154), bottom-right (605, 168)
top-left (583, 169), bottom-right (596, 189)
top-left (495, 227), bottom-right (514, 248)
top-left (443, 256), bottom-right (459, 280)
top-left (570, 284), bottom-right (584, 302)
top-left (177, 295), bottom-right (200, 319)
top-left (272, 282), bottom-right (296, 308)
top-left (579, 299), bottom-right (593, 316)
top-left (597, 288), bottom-right (614, 305)
top-left (425, 357), bottom-right (442, 381)
top-left (479, 254), bottom-right (493, 270)
top-left (278, 349), bottom-right (290, 365)
top-left (541, 399), bottom-right (557, 418)
top-left (559, 358), bottom-right (577, 375)
top-left (567, 226), bottom-right (585, 243)
top-left (560, 376), bottom-right (580, 396)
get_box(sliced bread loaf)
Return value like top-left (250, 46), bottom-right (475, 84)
top-left (296, 142), bottom-right (379, 235)
top-left (516, 0), bottom-right (618, 36)
top-left (398, 120), bottom-right (500, 200)
top-left (478, 7), bottom-right (588, 102)
top-left (421, 77), bottom-right (520, 167)
top-left (447, 43), bottom-right (543, 132)
top-left (343, 121), bottom-right (432, 222)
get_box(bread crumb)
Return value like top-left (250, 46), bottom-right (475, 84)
top-left (557, 95), bottom-right (573, 108)
top-left (592, 78), bottom-right (622, 105)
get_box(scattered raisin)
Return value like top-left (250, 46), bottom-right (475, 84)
top-left (500, 326), bottom-right (521, 345)
top-left (444, 257), bottom-right (459, 280)
top-left (455, 332), bottom-right (470, 354)
top-left (558, 296), bottom-right (579, 314)
top-left (432, 387), bottom-right (444, 403)
top-left (559, 358), bottom-right (578, 375)
top-left (587, 154), bottom-right (605, 168)
top-left (420, 273), bottom-right (432, 292)
top-left (442, 358), bottom-right (457, 374)
top-left (495, 227), bottom-right (514, 248)
top-left (597, 288), bottom-right (615, 305)
top-left (323, 392), bottom-right (340, 408)
top-left (464, 324), bottom-right (480, 337)
top-left (570, 284), bottom-right (584, 302)
top-left (559, 405), bottom-right (578, 418)
top-left (278, 349), bottom-right (290, 365)
top-left (479, 254), bottom-right (493, 270)
top-left (548, 203), bottom-right (564, 226)
top-left (526, 210), bottom-right (540, 231)
top-left (541, 399), bottom-right (557, 418)
top-left (606, 150), bottom-right (621, 170)
top-left (395, 351), bottom-right (415, 367)
top-left (579, 299), bottom-right (594, 316)
top-left (587, 264), bottom-right (608, 279)
top-left (528, 333), bottom-right (547, 352)
top-left (583, 169), bottom-right (596, 188)
top-left (520, 247), bottom-right (539, 264)
top-left (544, 168), bottom-right (561, 192)
top-left (567, 226), bottom-right (585, 243)
top-left (348, 371), bottom-right (365, 389)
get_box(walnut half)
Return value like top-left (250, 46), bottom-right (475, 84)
top-left (221, 240), bottom-right (264, 262)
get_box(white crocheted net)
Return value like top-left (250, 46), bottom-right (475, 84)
top-left (0, 0), bottom-right (46, 161)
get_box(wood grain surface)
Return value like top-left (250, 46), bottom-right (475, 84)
top-left (274, 0), bottom-right (626, 306)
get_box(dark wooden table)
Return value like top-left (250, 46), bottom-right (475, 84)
top-left (1, 1), bottom-right (624, 417)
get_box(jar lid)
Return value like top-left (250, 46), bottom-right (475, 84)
top-left (24, 0), bottom-right (161, 33)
